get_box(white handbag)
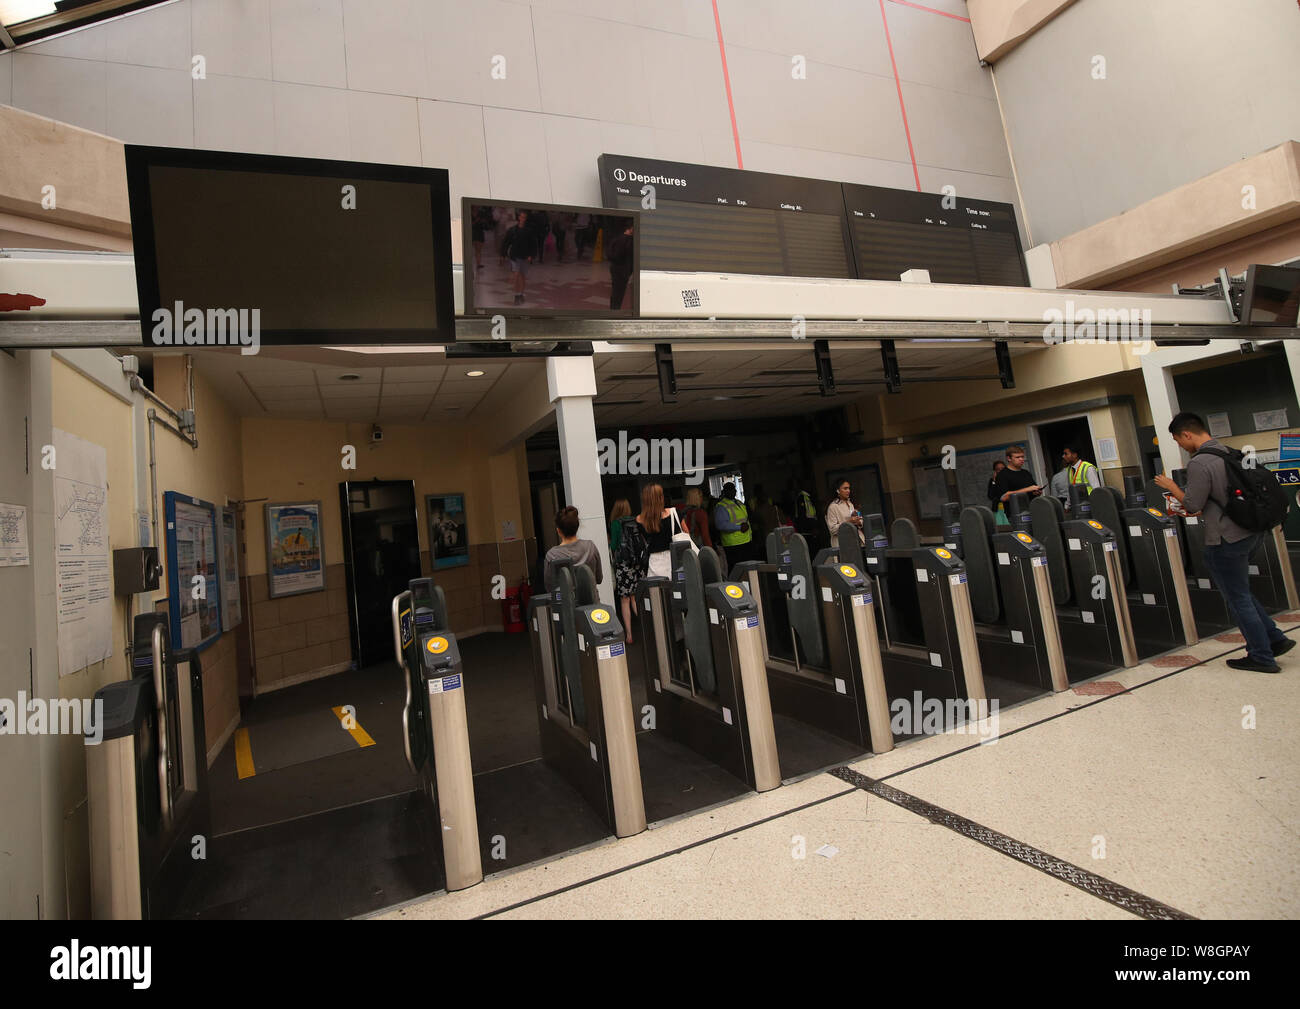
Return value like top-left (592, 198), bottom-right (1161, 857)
top-left (670, 507), bottom-right (699, 556)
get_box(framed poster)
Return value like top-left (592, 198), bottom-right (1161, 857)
top-left (266, 501), bottom-right (325, 598)
top-left (910, 459), bottom-right (950, 520)
top-left (426, 493), bottom-right (469, 569)
top-left (219, 506), bottom-right (242, 632)
top-left (164, 491), bottom-right (223, 652)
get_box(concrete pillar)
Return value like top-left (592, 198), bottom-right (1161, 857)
top-left (1140, 352), bottom-right (1183, 476)
top-left (546, 357), bottom-right (613, 607)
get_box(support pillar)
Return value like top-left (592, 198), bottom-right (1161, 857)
top-left (546, 357), bottom-right (614, 607)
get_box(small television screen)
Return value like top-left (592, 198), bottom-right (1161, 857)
top-left (125, 146), bottom-right (456, 348)
top-left (1240, 264), bottom-right (1300, 327)
top-left (462, 198), bottom-right (639, 318)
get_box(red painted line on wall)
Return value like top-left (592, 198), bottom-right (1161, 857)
top-left (711, 0), bottom-right (744, 169)
top-left (879, 0), bottom-right (921, 191)
top-left (886, 0), bottom-right (971, 23)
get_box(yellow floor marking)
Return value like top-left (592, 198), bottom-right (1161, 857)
top-left (332, 706), bottom-right (376, 747)
top-left (234, 727), bottom-right (256, 780)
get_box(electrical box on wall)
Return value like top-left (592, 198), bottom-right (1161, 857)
top-left (113, 547), bottom-right (162, 595)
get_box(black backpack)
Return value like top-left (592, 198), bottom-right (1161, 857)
top-left (1195, 446), bottom-right (1289, 532)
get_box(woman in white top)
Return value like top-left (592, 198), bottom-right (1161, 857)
top-left (637, 483), bottom-right (675, 579)
top-left (825, 479), bottom-right (866, 545)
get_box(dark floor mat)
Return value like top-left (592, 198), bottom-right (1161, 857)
top-left (982, 674), bottom-right (1047, 709)
top-left (240, 707), bottom-right (367, 777)
top-left (635, 731), bottom-right (750, 823)
top-left (773, 712), bottom-right (866, 779)
top-left (473, 759), bottom-right (614, 872)
top-left (171, 791), bottom-right (442, 920)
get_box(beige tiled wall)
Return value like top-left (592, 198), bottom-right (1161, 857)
top-left (246, 562), bottom-right (351, 692)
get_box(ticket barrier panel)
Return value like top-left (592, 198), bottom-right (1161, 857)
top-left (948, 503), bottom-right (1069, 695)
top-left (1057, 488), bottom-right (1139, 672)
top-left (736, 528), bottom-right (927, 751)
top-left (392, 577), bottom-right (482, 891)
top-left (528, 562), bottom-right (646, 839)
top-left (1105, 477), bottom-right (1200, 652)
top-left (86, 612), bottom-right (210, 919)
top-left (636, 545), bottom-right (782, 790)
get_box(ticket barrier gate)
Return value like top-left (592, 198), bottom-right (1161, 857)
top-left (931, 503), bottom-right (1069, 697)
top-left (86, 612), bottom-right (210, 919)
top-left (1084, 477), bottom-right (1199, 655)
top-left (734, 527), bottom-right (923, 752)
top-left (635, 543), bottom-right (782, 790)
top-left (1167, 469), bottom-right (1299, 629)
top-left (392, 576), bottom-right (482, 891)
top-left (528, 561), bottom-right (646, 838)
top-left (1027, 490), bottom-right (1138, 679)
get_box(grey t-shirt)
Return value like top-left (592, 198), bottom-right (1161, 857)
top-left (543, 539), bottom-right (604, 593)
top-left (1182, 438), bottom-right (1252, 546)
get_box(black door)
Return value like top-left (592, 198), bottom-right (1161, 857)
top-left (339, 480), bottom-right (422, 668)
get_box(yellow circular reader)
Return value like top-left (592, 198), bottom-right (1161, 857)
top-left (1087, 520), bottom-right (1103, 529)
top-left (724, 584), bottom-right (743, 599)
top-left (1148, 508), bottom-right (1163, 517)
top-left (935, 548), bottom-right (952, 559)
top-left (426, 636), bottom-right (448, 654)
top-left (591, 608), bottom-right (610, 624)
top-left (1016, 532), bottom-right (1032, 543)
top-left (839, 564), bottom-right (858, 577)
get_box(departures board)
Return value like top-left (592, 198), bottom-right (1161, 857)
top-left (597, 154), bottom-right (855, 279)
top-left (598, 154), bottom-right (1027, 287)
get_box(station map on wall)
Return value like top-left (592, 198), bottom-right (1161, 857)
top-left (53, 429), bottom-right (112, 676)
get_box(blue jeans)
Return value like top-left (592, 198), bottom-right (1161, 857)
top-left (1201, 534), bottom-right (1284, 667)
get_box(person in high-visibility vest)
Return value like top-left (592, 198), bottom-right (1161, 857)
top-left (1062, 444), bottom-right (1102, 502)
top-left (713, 482), bottom-right (756, 563)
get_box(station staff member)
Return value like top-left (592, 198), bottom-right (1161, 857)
top-left (826, 478), bottom-right (865, 545)
top-left (1063, 444), bottom-right (1103, 494)
top-left (714, 483), bottom-right (756, 563)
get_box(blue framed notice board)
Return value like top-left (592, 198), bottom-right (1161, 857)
top-left (164, 491), bottom-right (222, 652)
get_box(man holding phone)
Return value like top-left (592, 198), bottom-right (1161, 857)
top-left (995, 444), bottom-right (1043, 514)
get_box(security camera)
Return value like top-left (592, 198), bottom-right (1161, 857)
top-left (371, 424), bottom-right (383, 443)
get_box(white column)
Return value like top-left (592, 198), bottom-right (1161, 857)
top-left (546, 357), bottom-right (614, 607)
top-left (1281, 340), bottom-right (1300, 417)
top-left (1140, 352), bottom-right (1184, 475)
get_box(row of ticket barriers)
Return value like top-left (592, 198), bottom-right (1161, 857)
top-left (390, 471), bottom-right (1298, 893)
top-left (84, 472), bottom-right (1298, 913)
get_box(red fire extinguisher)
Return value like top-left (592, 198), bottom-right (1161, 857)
top-left (502, 584), bottom-right (524, 634)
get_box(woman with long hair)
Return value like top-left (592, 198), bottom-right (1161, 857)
top-left (637, 483), bottom-right (674, 579)
top-left (681, 486), bottom-right (713, 549)
top-left (609, 499), bottom-right (638, 640)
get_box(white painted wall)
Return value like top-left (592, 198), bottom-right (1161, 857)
top-left (992, 0), bottom-right (1300, 245)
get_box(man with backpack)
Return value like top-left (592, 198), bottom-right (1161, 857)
top-left (1154, 412), bottom-right (1293, 672)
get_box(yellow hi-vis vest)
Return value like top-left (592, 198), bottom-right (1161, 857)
top-left (718, 498), bottom-right (751, 547)
top-left (797, 491), bottom-right (816, 518)
top-left (1069, 461), bottom-right (1096, 486)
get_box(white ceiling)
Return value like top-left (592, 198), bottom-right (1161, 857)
top-left (146, 340), bottom-right (1042, 426)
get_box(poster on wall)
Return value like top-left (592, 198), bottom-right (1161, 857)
top-left (427, 494), bottom-right (469, 569)
top-left (219, 506), bottom-right (242, 632)
top-left (266, 501), bottom-right (325, 598)
top-left (53, 429), bottom-right (113, 676)
top-left (164, 492), bottom-right (222, 652)
top-left (0, 502), bottom-right (29, 567)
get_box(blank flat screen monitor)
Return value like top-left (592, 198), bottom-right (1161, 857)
top-left (125, 146), bottom-right (456, 346)
top-left (462, 198), bottom-right (639, 318)
top-left (1240, 264), bottom-right (1300, 327)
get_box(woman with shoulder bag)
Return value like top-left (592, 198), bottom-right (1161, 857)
top-left (637, 483), bottom-right (674, 580)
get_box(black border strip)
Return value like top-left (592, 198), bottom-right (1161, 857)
top-left (828, 765), bottom-right (1195, 920)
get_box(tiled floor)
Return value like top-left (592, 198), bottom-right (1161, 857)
top-left (375, 615), bottom-right (1300, 920)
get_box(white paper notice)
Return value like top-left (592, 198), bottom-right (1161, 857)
top-left (0, 502), bottom-right (29, 566)
top-left (54, 429), bottom-right (112, 676)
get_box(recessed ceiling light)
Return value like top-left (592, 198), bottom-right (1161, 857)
top-left (465, 370), bottom-right (485, 377)
top-left (338, 373), bottom-right (362, 381)
top-left (446, 406), bottom-right (459, 411)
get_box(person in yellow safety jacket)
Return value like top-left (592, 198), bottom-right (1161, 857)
top-left (1062, 444), bottom-right (1102, 494)
top-left (713, 482), bottom-right (757, 563)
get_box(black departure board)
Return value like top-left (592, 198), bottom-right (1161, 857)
top-left (598, 154), bottom-right (1027, 287)
top-left (598, 154), bottom-right (855, 279)
top-left (840, 182), bottom-right (1027, 286)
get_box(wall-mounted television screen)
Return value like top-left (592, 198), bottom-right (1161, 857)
top-left (1239, 264), bottom-right (1300, 327)
top-left (125, 146), bottom-right (456, 347)
top-left (461, 198), bottom-right (639, 318)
